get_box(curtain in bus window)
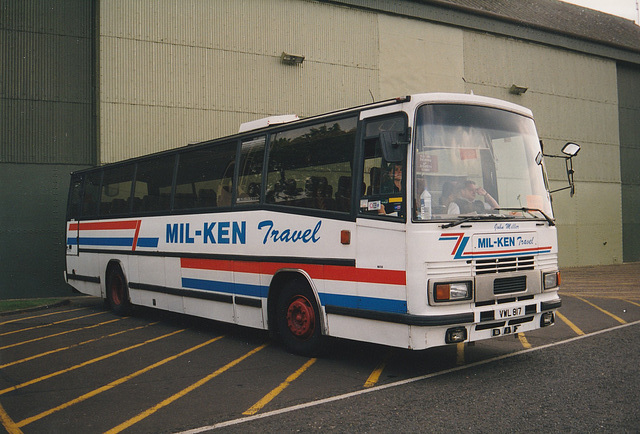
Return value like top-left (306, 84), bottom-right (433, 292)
top-left (265, 117), bottom-right (357, 212)
top-left (133, 155), bottom-right (176, 213)
top-left (174, 141), bottom-right (237, 210)
top-left (100, 165), bottom-right (135, 216)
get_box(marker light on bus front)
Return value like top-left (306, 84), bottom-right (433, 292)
top-left (434, 281), bottom-right (472, 302)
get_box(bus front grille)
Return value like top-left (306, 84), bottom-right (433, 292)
top-left (475, 256), bottom-right (534, 275)
top-left (493, 275), bottom-right (527, 295)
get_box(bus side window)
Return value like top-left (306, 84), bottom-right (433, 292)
top-left (134, 155), bottom-right (176, 213)
top-left (236, 136), bottom-right (266, 205)
top-left (174, 141), bottom-right (236, 211)
top-left (265, 117), bottom-right (357, 212)
top-left (80, 171), bottom-right (101, 218)
top-left (67, 174), bottom-right (83, 220)
top-left (100, 165), bottom-right (135, 216)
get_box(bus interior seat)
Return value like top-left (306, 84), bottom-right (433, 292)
top-left (197, 189), bottom-right (217, 208)
top-left (367, 167), bottom-right (380, 195)
top-left (305, 176), bottom-right (334, 210)
top-left (335, 176), bottom-right (352, 212)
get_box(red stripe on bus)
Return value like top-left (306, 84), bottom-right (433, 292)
top-left (180, 258), bottom-right (406, 286)
top-left (69, 221), bottom-right (140, 231)
top-left (131, 220), bottom-right (142, 251)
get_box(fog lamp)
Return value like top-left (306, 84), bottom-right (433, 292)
top-left (541, 311), bottom-right (555, 327)
top-left (434, 282), bottom-right (471, 302)
top-left (446, 327), bottom-right (467, 343)
top-left (543, 271), bottom-right (560, 290)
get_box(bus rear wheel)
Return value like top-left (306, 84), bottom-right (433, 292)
top-left (106, 265), bottom-right (130, 316)
top-left (276, 281), bottom-right (323, 356)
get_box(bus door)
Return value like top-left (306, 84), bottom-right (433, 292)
top-left (355, 114), bottom-right (408, 310)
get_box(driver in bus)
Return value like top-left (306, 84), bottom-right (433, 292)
top-left (450, 180), bottom-right (498, 214)
top-left (378, 162), bottom-right (404, 216)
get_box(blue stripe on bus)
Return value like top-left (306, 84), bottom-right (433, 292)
top-left (319, 293), bottom-right (407, 314)
top-left (68, 237), bottom-right (160, 248)
top-left (136, 238), bottom-right (159, 248)
top-left (77, 237), bottom-right (133, 247)
top-left (181, 278), bottom-right (268, 298)
top-left (181, 278), bottom-right (406, 314)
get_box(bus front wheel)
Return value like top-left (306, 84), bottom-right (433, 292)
top-left (106, 265), bottom-right (130, 316)
top-left (276, 281), bottom-right (323, 356)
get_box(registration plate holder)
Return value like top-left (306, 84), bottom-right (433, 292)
top-left (496, 306), bottom-right (523, 319)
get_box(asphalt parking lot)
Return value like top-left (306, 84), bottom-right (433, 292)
top-left (1, 263), bottom-right (639, 433)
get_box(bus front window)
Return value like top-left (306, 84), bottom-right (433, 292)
top-left (413, 104), bottom-right (552, 221)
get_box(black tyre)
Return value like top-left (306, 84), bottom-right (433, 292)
top-left (106, 265), bottom-right (130, 316)
top-left (276, 280), bottom-right (323, 356)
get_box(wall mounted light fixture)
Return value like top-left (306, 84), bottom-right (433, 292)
top-left (509, 84), bottom-right (528, 95)
top-left (281, 52), bottom-right (305, 65)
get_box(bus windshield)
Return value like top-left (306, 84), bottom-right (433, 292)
top-left (413, 104), bottom-right (551, 221)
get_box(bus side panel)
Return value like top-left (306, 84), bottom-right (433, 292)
top-left (233, 266), bottom-right (265, 329)
top-left (66, 252), bottom-right (102, 298)
top-left (326, 314), bottom-right (410, 348)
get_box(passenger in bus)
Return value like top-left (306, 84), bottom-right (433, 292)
top-left (450, 180), bottom-right (498, 214)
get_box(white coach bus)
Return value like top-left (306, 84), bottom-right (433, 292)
top-left (65, 93), bottom-right (579, 355)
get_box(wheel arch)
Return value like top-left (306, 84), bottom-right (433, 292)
top-left (267, 269), bottom-right (326, 336)
top-left (104, 259), bottom-right (128, 300)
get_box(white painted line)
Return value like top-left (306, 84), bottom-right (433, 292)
top-left (178, 319), bottom-right (640, 433)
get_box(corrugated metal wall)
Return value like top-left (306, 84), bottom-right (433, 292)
top-left (2, 0), bottom-right (635, 299)
top-left (99, 0), bottom-right (379, 163)
top-left (462, 31), bottom-right (623, 266)
top-left (1, 0), bottom-right (96, 299)
top-left (1, 0), bottom-right (96, 165)
top-left (618, 63), bottom-right (640, 262)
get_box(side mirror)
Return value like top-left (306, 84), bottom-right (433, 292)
top-left (544, 142), bottom-right (581, 197)
top-left (380, 129), bottom-right (410, 163)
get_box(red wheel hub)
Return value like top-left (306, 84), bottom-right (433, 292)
top-left (286, 296), bottom-right (315, 339)
top-left (110, 275), bottom-right (123, 305)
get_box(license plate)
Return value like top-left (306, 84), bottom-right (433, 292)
top-left (496, 306), bottom-right (522, 319)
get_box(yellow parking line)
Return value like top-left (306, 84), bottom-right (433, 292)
top-left (623, 299), bottom-right (640, 308)
top-left (0, 307), bottom-right (87, 326)
top-left (105, 343), bottom-right (268, 434)
top-left (364, 351), bottom-right (392, 388)
top-left (0, 320), bottom-right (157, 369)
top-left (0, 311), bottom-right (106, 337)
top-left (575, 296), bottom-right (627, 324)
top-left (16, 335), bottom-right (224, 428)
top-left (243, 357), bottom-right (317, 415)
top-left (517, 333), bottom-right (532, 349)
top-left (556, 311), bottom-right (585, 336)
top-left (0, 402), bottom-right (23, 434)
top-left (0, 329), bottom-right (184, 396)
top-left (456, 342), bottom-right (465, 366)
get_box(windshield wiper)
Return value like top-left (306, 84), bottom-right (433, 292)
top-left (493, 207), bottom-right (555, 226)
top-left (441, 213), bottom-right (514, 229)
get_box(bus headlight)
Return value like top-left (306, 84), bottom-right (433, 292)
top-left (434, 281), bottom-right (472, 302)
top-left (543, 271), bottom-right (560, 290)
